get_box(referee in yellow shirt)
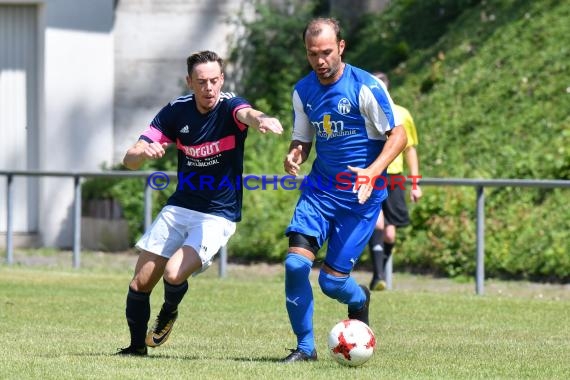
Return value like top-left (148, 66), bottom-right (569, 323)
top-left (369, 72), bottom-right (422, 291)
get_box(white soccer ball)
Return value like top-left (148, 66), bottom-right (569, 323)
top-left (327, 319), bottom-right (376, 367)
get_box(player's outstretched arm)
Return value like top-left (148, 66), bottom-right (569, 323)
top-left (123, 140), bottom-right (169, 170)
top-left (236, 107), bottom-right (283, 135)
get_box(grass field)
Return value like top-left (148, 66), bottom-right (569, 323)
top-left (1, 250), bottom-right (569, 379)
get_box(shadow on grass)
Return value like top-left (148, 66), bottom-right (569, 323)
top-left (70, 351), bottom-right (285, 362)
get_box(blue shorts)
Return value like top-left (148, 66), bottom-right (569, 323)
top-left (286, 188), bottom-right (382, 273)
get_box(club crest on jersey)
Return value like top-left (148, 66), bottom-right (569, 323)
top-left (337, 97), bottom-right (351, 115)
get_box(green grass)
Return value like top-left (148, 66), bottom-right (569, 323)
top-left (0, 252), bottom-right (569, 379)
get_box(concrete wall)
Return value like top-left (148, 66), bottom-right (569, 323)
top-left (330, 0), bottom-right (390, 14)
top-left (329, 0), bottom-right (391, 34)
top-left (40, 0), bottom-right (115, 247)
top-left (113, 0), bottom-right (246, 163)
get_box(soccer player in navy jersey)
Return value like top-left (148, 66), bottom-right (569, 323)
top-left (117, 50), bottom-right (283, 356)
top-left (281, 18), bottom-right (407, 362)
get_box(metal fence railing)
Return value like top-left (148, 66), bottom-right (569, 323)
top-left (1, 170), bottom-right (569, 295)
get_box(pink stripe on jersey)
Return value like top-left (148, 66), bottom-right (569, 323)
top-left (141, 125), bottom-right (174, 144)
top-left (177, 135), bottom-right (236, 158)
top-left (233, 104), bottom-right (251, 132)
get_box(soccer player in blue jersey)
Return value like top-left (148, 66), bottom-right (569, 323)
top-left (281, 18), bottom-right (407, 362)
top-left (117, 50), bottom-right (283, 356)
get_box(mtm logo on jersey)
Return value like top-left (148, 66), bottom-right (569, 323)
top-left (313, 114), bottom-right (357, 139)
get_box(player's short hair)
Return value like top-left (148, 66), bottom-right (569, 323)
top-left (374, 72), bottom-right (390, 89)
top-left (303, 17), bottom-right (343, 44)
top-left (186, 50), bottom-right (223, 76)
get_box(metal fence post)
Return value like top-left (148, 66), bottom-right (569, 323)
top-left (475, 186), bottom-right (485, 295)
top-left (218, 245), bottom-right (227, 278)
top-left (385, 255), bottom-right (393, 290)
top-left (144, 180), bottom-right (152, 232)
top-left (73, 176), bottom-right (82, 269)
top-left (6, 174), bottom-right (14, 265)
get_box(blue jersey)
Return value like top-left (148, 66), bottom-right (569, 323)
top-left (292, 64), bottom-right (399, 206)
top-left (140, 92), bottom-right (251, 222)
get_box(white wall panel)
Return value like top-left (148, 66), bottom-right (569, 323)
top-left (0, 4), bottom-right (39, 232)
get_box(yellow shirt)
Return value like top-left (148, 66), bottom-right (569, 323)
top-left (387, 104), bottom-right (418, 174)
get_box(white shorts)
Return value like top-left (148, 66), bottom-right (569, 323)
top-left (135, 205), bottom-right (236, 274)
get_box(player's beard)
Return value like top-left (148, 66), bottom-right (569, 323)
top-left (317, 67), bottom-right (333, 80)
top-left (316, 61), bottom-right (343, 84)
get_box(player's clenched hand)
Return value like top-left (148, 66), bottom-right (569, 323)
top-left (284, 145), bottom-right (304, 176)
top-left (143, 142), bottom-right (169, 159)
top-left (257, 116), bottom-right (283, 134)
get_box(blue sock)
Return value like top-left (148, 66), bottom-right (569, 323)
top-left (318, 271), bottom-right (365, 310)
top-left (284, 254), bottom-right (314, 355)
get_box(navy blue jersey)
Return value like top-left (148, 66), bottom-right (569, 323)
top-left (140, 92), bottom-right (252, 222)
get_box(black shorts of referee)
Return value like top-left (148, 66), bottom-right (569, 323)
top-left (382, 174), bottom-right (410, 227)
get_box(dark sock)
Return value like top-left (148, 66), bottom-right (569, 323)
top-left (383, 242), bottom-right (394, 275)
top-left (126, 286), bottom-right (150, 348)
top-left (369, 229), bottom-right (384, 280)
top-left (161, 279), bottom-right (188, 314)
